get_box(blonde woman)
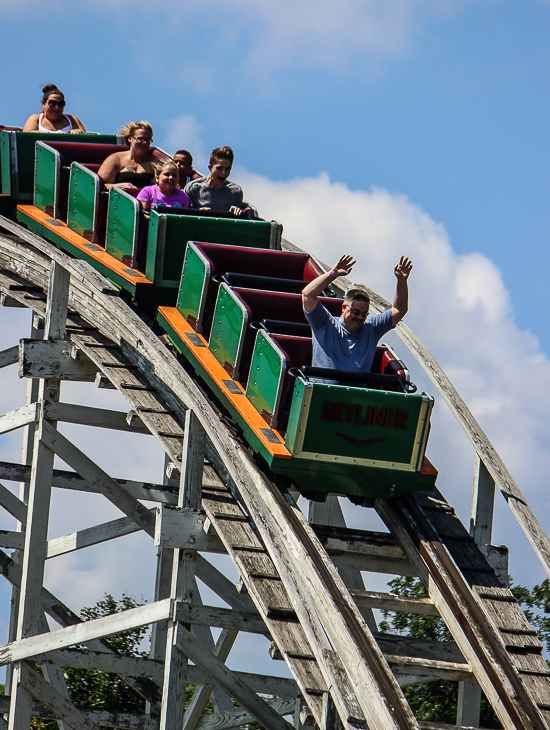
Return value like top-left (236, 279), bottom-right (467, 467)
top-left (98, 121), bottom-right (168, 196)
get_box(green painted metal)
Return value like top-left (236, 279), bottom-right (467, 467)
top-left (33, 143), bottom-right (58, 215)
top-left (246, 330), bottom-right (286, 426)
top-left (145, 211), bottom-right (184, 289)
top-left (156, 308), bottom-right (275, 463)
top-left (176, 242), bottom-right (210, 329)
top-left (67, 163), bottom-right (98, 240)
top-left (1, 132), bottom-right (118, 200)
top-left (271, 456), bottom-right (435, 499)
top-left (106, 188), bottom-right (139, 266)
top-left (146, 213), bottom-right (282, 290)
top-left (0, 131), bottom-right (12, 196)
top-left (286, 379), bottom-right (431, 467)
top-left (208, 284), bottom-right (247, 378)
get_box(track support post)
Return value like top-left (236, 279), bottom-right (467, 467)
top-left (8, 262), bottom-right (70, 730)
top-left (160, 409), bottom-right (205, 729)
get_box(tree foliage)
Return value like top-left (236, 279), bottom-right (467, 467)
top-left (31, 593), bottom-right (148, 730)
top-left (379, 576), bottom-right (503, 727)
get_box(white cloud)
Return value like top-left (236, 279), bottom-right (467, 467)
top-left (1, 153), bottom-right (549, 648)
top-left (236, 166), bottom-right (550, 582)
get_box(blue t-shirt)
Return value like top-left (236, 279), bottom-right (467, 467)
top-left (304, 301), bottom-right (394, 372)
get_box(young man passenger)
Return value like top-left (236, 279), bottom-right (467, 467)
top-left (301, 255), bottom-right (413, 373)
top-left (184, 146), bottom-right (256, 218)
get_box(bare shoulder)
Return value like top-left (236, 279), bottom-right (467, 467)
top-left (22, 114), bottom-right (40, 132)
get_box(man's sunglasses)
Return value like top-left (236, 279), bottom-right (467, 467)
top-left (47, 100), bottom-right (65, 108)
top-left (346, 305), bottom-right (368, 318)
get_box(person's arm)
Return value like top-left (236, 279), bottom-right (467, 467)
top-left (98, 153), bottom-right (138, 193)
top-left (302, 255), bottom-right (355, 313)
top-left (22, 114), bottom-right (39, 132)
top-left (391, 256), bottom-right (413, 326)
top-left (68, 115), bottom-right (86, 134)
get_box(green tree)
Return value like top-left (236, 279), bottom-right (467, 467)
top-left (31, 593), bottom-right (148, 730)
top-left (30, 592), bottom-right (214, 730)
top-left (379, 576), bottom-right (501, 727)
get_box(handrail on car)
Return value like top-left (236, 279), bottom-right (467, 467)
top-left (289, 366), bottom-right (417, 393)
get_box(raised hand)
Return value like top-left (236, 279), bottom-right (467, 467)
top-left (394, 256), bottom-right (413, 280)
top-left (332, 255), bottom-right (356, 278)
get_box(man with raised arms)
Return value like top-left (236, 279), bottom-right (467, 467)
top-left (301, 255), bottom-right (413, 373)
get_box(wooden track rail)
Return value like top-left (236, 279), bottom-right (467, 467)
top-left (0, 216), bottom-right (548, 729)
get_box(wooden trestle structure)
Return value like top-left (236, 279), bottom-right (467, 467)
top-left (1, 215), bottom-right (550, 730)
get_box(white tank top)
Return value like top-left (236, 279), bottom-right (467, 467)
top-left (38, 111), bottom-right (73, 133)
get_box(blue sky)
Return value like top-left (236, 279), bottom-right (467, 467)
top-left (1, 0), bottom-right (549, 354)
top-left (1, 0), bottom-right (550, 671)
top-left (2, 0), bottom-right (550, 349)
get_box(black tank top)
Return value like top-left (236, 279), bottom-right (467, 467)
top-left (115, 171), bottom-right (154, 189)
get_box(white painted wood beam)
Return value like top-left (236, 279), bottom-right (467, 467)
top-left (39, 420), bottom-right (155, 536)
top-left (19, 339), bottom-right (98, 381)
top-left (0, 403), bottom-right (38, 437)
top-left (0, 346), bottom-right (18, 369)
top-left (44, 402), bottom-right (148, 433)
top-left (174, 623), bottom-right (294, 730)
top-left (0, 599), bottom-right (172, 665)
top-left (18, 662), bottom-right (100, 730)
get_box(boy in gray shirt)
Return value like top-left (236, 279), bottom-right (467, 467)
top-left (302, 254), bottom-right (413, 373)
top-left (184, 146), bottom-right (255, 218)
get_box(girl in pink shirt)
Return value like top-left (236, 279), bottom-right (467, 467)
top-left (137, 161), bottom-right (190, 211)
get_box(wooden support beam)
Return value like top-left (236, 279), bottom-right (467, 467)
top-left (44, 261), bottom-right (69, 340)
top-left (43, 402), bottom-right (148, 433)
top-left (0, 403), bottom-right (38, 437)
top-left (18, 662), bottom-right (101, 730)
top-left (160, 409), bottom-right (204, 730)
top-left (9, 260), bottom-right (69, 730)
top-left (39, 420), bottom-right (155, 537)
top-left (19, 339), bottom-right (99, 381)
top-left (182, 584), bottom-right (239, 729)
top-left (0, 532), bottom-right (24, 551)
top-left (310, 498), bottom-right (377, 633)
top-left (155, 505), bottom-right (226, 552)
top-left (0, 345), bottom-right (18, 369)
top-left (46, 513), bottom-right (152, 559)
top-left (350, 590), bottom-right (439, 616)
top-left (195, 554), bottom-right (257, 613)
top-left (0, 697), bottom-right (295, 730)
top-left (0, 599), bottom-right (172, 665)
top-left (385, 653), bottom-right (473, 684)
top-left (174, 601), bottom-right (268, 635)
top-left (0, 461), bottom-right (179, 505)
top-left (173, 623), bottom-right (294, 730)
top-left (0, 549), bottom-right (163, 710)
top-left (470, 456), bottom-right (496, 545)
top-left (31, 648), bottom-right (300, 697)
top-left (0, 483), bottom-right (26, 524)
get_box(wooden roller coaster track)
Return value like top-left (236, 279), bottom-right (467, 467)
top-left (0, 215), bottom-right (549, 730)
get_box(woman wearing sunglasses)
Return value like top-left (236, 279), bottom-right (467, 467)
top-left (23, 84), bottom-right (86, 134)
top-left (97, 121), bottom-right (170, 197)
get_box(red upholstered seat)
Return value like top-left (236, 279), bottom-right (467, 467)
top-left (195, 243), bottom-right (325, 338)
top-left (43, 142), bottom-right (128, 223)
top-left (231, 288), bottom-right (341, 382)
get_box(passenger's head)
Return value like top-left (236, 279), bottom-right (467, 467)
top-left (173, 150), bottom-right (194, 179)
top-left (119, 121), bottom-right (153, 146)
top-left (153, 160), bottom-right (179, 193)
top-left (341, 289), bottom-right (370, 332)
top-left (41, 84), bottom-right (66, 113)
top-left (208, 146), bottom-right (234, 183)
